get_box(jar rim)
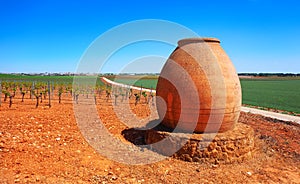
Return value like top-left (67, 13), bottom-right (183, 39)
top-left (178, 38), bottom-right (220, 46)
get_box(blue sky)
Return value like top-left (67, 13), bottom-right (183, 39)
top-left (0, 0), bottom-right (299, 73)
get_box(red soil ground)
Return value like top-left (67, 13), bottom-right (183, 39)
top-left (0, 93), bottom-right (299, 183)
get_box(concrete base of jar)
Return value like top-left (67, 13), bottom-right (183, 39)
top-left (145, 123), bottom-right (254, 164)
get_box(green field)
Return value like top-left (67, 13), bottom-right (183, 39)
top-left (240, 78), bottom-right (300, 114)
top-left (0, 74), bottom-right (75, 82)
top-left (0, 74), bottom-right (105, 86)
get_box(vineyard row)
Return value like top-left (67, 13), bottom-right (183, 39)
top-left (0, 80), bottom-right (155, 108)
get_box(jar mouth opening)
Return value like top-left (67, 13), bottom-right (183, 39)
top-left (178, 38), bottom-right (220, 46)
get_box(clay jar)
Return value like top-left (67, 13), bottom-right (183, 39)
top-left (156, 38), bottom-right (241, 133)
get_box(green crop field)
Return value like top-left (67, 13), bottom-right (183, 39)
top-left (240, 78), bottom-right (300, 114)
top-left (0, 74), bottom-right (74, 83)
top-left (0, 74), bottom-right (105, 86)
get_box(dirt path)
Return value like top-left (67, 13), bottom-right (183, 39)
top-left (241, 107), bottom-right (300, 125)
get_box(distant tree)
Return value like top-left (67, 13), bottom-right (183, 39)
top-left (58, 86), bottom-right (63, 103)
top-left (94, 93), bottom-right (97, 104)
top-left (118, 88), bottom-right (125, 102)
top-left (142, 91), bottom-right (147, 103)
top-left (134, 93), bottom-right (140, 106)
top-left (75, 94), bottom-right (79, 104)
top-left (40, 92), bottom-right (43, 103)
top-left (8, 93), bottom-right (15, 108)
top-left (149, 88), bottom-right (154, 105)
top-left (114, 93), bottom-right (119, 105)
top-left (65, 85), bottom-right (72, 97)
top-left (128, 88), bottom-right (133, 99)
top-left (106, 89), bottom-right (111, 102)
top-left (2, 83), bottom-right (16, 108)
top-left (86, 88), bottom-right (89, 99)
top-left (43, 88), bottom-right (48, 100)
top-left (20, 87), bottom-right (27, 102)
top-left (32, 90), bottom-right (40, 108)
top-left (3, 91), bottom-right (8, 102)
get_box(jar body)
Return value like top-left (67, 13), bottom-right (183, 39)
top-left (156, 38), bottom-right (241, 133)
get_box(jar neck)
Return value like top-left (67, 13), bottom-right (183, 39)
top-left (178, 38), bottom-right (220, 47)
